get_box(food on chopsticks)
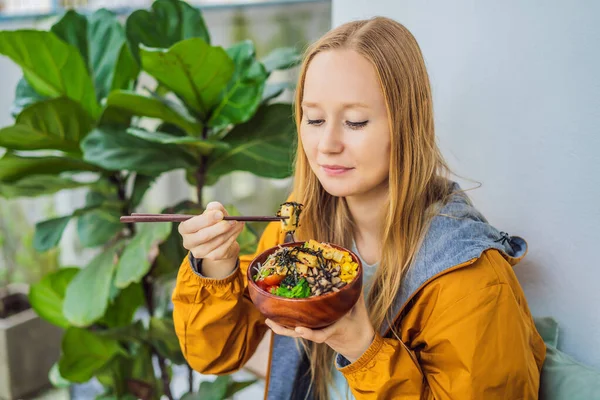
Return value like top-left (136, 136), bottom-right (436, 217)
top-left (253, 240), bottom-right (359, 298)
top-left (277, 202), bottom-right (303, 234)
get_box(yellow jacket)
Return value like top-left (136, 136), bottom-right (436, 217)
top-left (172, 190), bottom-right (546, 399)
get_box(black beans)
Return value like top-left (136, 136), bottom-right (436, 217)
top-left (304, 261), bottom-right (348, 296)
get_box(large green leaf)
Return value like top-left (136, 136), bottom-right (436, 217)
top-left (261, 81), bottom-right (294, 104)
top-left (81, 127), bottom-right (196, 175)
top-left (58, 327), bottom-right (124, 383)
top-left (125, 0), bottom-right (210, 64)
top-left (29, 267), bottom-right (79, 328)
top-left (63, 243), bottom-right (123, 326)
top-left (11, 77), bottom-right (47, 117)
top-left (151, 201), bottom-right (197, 280)
top-left (128, 345), bottom-right (156, 393)
top-left (183, 376), bottom-right (229, 400)
top-left (208, 40), bottom-right (268, 129)
top-left (83, 182), bottom-right (118, 206)
top-left (238, 224), bottom-right (260, 255)
top-left (96, 366), bottom-right (145, 400)
top-left (157, 220), bottom-right (189, 268)
top-left (149, 317), bottom-right (186, 365)
top-left (77, 207), bottom-right (122, 248)
top-left (225, 379), bottom-right (258, 398)
top-left (88, 9), bottom-right (128, 101)
top-left (0, 152), bottom-right (98, 183)
top-left (33, 201), bottom-right (108, 252)
top-left (0, 97), bottom-right (93, 152)
top-left (140, 38), bottom-right (233, 117)
top-left (114, 222), bottom-right (171, 288)
top-left (97, 102), bottom-right (133, 128)
top-left (127, 127), bottom-right (228, 155)
top-left (225, 204), bottom-right (259, 255)
top-left (187, 376), bottom-right (257, 399)
top-left (94, 356), bottom-right (126, 398)
top-left (105, 91), bottom-right (201, 134)
top-left (50, 9), bottom-right (138, 99)
top-left (49, 363), bottom-right (71, 389)
top-left (0, 174), bottom-right (88, 199)
top-left (95, 342), bottom-right (155, 399)
top-left (33, 215), bottom-right (73, 252)
top-left (101, 282), bottom-right (144, 328)
top-left (261, 47), bottom-right (302, 74)
top-left (101, 320), bottom-right (146, 343)
top-left (51, 9), bottom-right (134, 100)
top-left (0, 30), bottom-right (100, 118)
top-left (207, 104), bottom-right (296, 181)
top-left (50, 10), bottom-right (89, 67)
top-left (97, 395), bottom-right (139, 400)
top-left (130, 173), bottom-right (155, 209)
top-left (110, 43), bottom-right (139, 92)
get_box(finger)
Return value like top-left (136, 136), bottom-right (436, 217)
top-left (185, 219), bottom-right (235, 249)
top-left (195, 221), bottom-right (242, 255)
top-left (205, 201), bottom-right (229, 216)
top-left (223, 241), bottom-right (240, 260)
top-left (295, 326), bottom-right (334, 343)
top-left (204, 223), bottom-right (245, 259)
top-left (265, 319), bottom-right (302, 338)
top-left (179, 210), bottom-right (222, 235)
top-left (189, 224), bottom-right (238, 258)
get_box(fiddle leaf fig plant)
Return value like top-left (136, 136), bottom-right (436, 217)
top-left (0, 0), bottom-right (301, 398)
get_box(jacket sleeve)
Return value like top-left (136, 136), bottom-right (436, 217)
top-left (339, 251), bottom-right (545, 399)
top-left (171, 220), bottom-right (284, 375)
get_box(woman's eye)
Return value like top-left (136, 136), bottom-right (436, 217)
top-left (307, 119), bottom-right (324, 126)
top-left (346, 120), bottom-right (369, 129)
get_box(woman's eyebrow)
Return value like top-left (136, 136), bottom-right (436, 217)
top-left (301, 101), bottom-right (370, 109)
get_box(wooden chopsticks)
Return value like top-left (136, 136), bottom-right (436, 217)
top-left (120, 213), bottom-right (289, 223)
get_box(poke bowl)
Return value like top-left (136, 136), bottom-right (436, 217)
top-left (247, 240), bottom-right (363, 329)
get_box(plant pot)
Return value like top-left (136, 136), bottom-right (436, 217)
top-left (0, 283), bottom-right (63, 400)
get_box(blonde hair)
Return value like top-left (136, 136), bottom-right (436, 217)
top-left (291, 16), bottom-right (454, 399)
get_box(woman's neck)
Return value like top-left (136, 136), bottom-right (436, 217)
top-left (345, 183), bottom-right (388, 264)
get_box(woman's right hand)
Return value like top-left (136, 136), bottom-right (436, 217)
top-left (178, 201), bottom-right (245, 279)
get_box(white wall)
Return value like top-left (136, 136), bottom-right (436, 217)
top-left (333, 0), bottom-right (600, 368)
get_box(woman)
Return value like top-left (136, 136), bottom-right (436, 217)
top-left (172, 16), bottom-right (546, 399)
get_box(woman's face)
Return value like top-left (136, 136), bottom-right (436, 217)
top-left (300, 49), bottom-right (391, 199)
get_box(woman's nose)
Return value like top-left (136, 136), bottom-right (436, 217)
top-left (317, 123), bottom-right (344, 154)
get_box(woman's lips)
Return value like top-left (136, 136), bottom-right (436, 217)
top-left (320, 165), bottom-right (353, 176)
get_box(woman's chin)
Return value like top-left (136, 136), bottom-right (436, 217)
top-left (319, 180), bottom-right (357, 198)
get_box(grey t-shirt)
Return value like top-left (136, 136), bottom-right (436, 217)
top-left (329, 241), bottom-right (379, 400)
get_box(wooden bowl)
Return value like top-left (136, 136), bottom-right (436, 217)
top-left (247, 241), bottom-right (363, 329)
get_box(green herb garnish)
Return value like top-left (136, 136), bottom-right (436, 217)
top-left (255, 268), bottom-right (273, 281)
top-left (272, 278), bottom-right (310, 299)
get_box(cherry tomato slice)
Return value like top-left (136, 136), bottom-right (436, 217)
top-left (263, 274), bottom-right (285, 286)
top-left (256, 279), bottom-right (269, 291)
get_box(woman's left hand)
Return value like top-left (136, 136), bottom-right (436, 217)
top-left (265, 292), bottom-right (376, 363)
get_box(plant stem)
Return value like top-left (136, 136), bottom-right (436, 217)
top-left (142, 263), bottom-right (174, 400)
top-left (142, 276), bottom-right (154, 314)
top-left (158, 355), bottom-right (174, 400)
top-left (195, 125), bottom-right (210, 206)
top-left (195, 157), bottom-right (207, 206)
top-left (111, 173), bottom-right (135, 236)
top-left (113, 171), bottom-right (173, 399)
top-left (188, 365), bottom-right (194, 392)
